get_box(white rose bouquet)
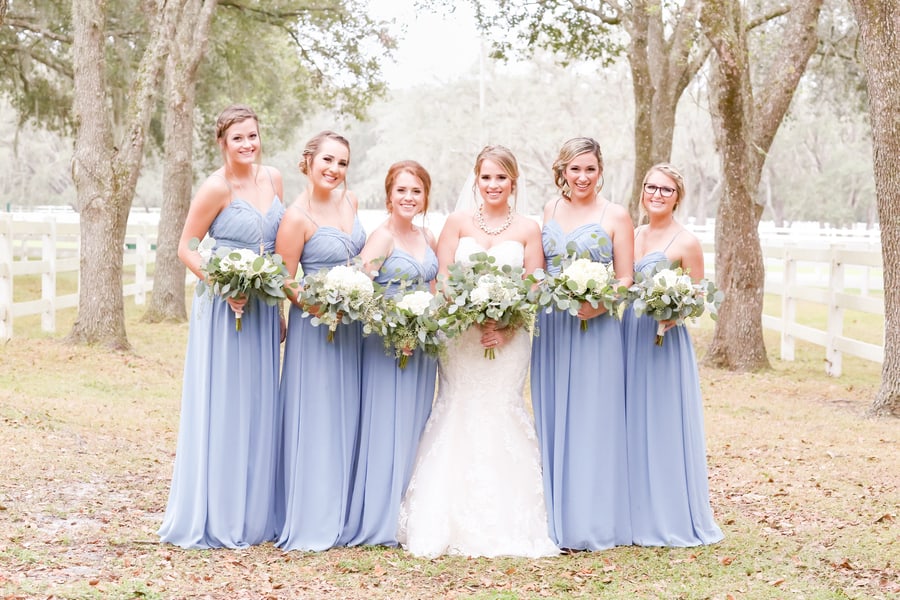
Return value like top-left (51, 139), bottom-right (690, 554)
top-left (531, 256), bottom-right (621, 331)
top-left (437, 253), bottom-right (534, 359)
top-left (626, 262), bottom-right (723, 346)
top-left (368, 287), bottom-right (444, 369)
top-left (191, 236), bottom-right (290, 332)
top-left (298, 262), bottom-right (376, 342)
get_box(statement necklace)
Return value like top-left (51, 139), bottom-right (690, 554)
top-left (476, 204), bottom-right (513, 236)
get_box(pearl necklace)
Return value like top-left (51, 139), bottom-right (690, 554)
top-left (476, 204), bottom-right (513, 236)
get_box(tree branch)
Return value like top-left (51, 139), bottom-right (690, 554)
top-left (567, 0), bottom-right (623, 26)
top-left (746, 5), bottom-right (791, 31)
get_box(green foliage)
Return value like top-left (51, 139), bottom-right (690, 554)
top-left (473, 0), bottom-right (625, 66)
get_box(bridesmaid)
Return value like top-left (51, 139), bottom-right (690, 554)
top-left (623, 163), bottom-right (723, 546)
top-left (530, 137), bottom-right (634, 550)
top-left (159, 104), bottom-right (284, 548)
top-left (274, 130), bottom-right (366, 551)
top-left (340, 160), bottom-right (439, 547)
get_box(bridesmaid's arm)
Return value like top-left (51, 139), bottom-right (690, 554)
top-left (177, 175), bottom-right (229, 280)
top-left (359, 225), bottom-right (393, 278)
top-left (275, 203), bottom-right (310, 306)
top-left (608, 203), bottom-right (635, 288)
top-left (677, 232), bottom-right (705, 282)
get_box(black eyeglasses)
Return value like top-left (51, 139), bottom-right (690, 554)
top-left (643, 183), bottom-right (676, 198)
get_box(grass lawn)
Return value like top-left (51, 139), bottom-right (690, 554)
top-left (0, 298), bottom-right (897, 599)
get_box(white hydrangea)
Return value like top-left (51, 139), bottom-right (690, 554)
top-left (396, 290), bottom-right (434, 316)
top-left (324, 264), bottom-right (375, 297)
top-left (563, 258), bottom-right (613, 294)
top-left (219, 248), bottom-right (258, 272)
top-left (652, 268), bottom-right (693, 294)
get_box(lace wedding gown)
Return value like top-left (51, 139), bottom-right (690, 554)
top-left (396, 237), bottom-right (559, 558)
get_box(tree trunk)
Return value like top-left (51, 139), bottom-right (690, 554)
top-left (626, 0), bottom-right (708, 223)
top-left (69, 0), bottom-right (180, 349)
top-left (848, 0), bottom-right (900, 417)
top-left (701, 0), bottom-right (822, 371)
top-left (143, 0), bottom-right (217, 324)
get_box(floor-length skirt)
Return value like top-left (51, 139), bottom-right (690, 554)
top-left (530, 309), bottom-right (631, 550)
top-left (623, 309), bottom-right (723, 546)
top-left (340, 335), bottom-right (437, 546)
top-left (275, 307), bottom-right (362, 551)
top-left (158, 294), bottom-right (281, 548)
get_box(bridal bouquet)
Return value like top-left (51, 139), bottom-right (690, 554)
top-left (626, 262), bottom-right (723, 346)
top-left (298, 262), bottom-right (376, 342)
top-left (437, 253), bottom-right (534, 359)
top-left (191, 236), bottom-right (290, 331)
top-left (531, 256), bottom-right (621, 331)
top-left (368, 286), bottom-right (445, 369)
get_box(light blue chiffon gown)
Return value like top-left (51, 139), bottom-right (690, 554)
top-left (340, 245), bottom-right (439, 546)
top-left (275, 216), bottom-right (366, 551)
top-left (623, 248), bottom-right (724, 546)
top-left (529, 212), bottom-right (632, 550)
top-left (158, 197), bottom-right (285, 549)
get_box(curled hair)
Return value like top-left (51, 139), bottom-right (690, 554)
top-left (639, 162), bottom-right (686, 221)
top-left (215, 104), bottom-right (259, 142)
top-left (474, 145), bottom-right (519, 196)
top-left (384, 160), bottom-right (431, 215)
top-left (552, 137), bottom-right (603, 200)
top-left (299, 130), bottom-right (351, 175)
top-left (215, 105), bottom-right (262, 167)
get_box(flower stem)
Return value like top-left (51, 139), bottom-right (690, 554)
top-left (655, 321), bottom-right (666, 346)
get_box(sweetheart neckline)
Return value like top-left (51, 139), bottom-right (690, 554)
top-left (458, 236), bottom-right (525, 252)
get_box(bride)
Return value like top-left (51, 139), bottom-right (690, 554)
top-left (397, 145), bottom-right (559, 558)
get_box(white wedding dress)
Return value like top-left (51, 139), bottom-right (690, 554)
top-left (397, 237), bottom-right (559, 558)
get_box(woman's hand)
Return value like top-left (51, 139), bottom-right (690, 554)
top-left (479, 319), bottom-right (508, 349)
top-left (576, 301), bottom-right (608, 321)
top-left (225, 295), bottom-right (248, 316)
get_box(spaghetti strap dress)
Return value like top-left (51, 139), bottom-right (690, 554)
top-left (158, 193), bottom-right (285, 548)
top-left (622, 230), bottom-right (724, 546)
top-left (275, 214), bottom-right (367, 551)
top-left (529, 201), bottom-right (632, 550)
top-left (340, 244), bottom-right (439, 546)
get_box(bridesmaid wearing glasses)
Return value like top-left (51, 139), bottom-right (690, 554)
top-left (623, 163), bottom-right (723, 547)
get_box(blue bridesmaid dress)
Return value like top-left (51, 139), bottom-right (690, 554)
top-left (275, 216), bottom-right (366, 551)
top-left (158, 196), bottom-right (285, 548)
top-left (529, 211), bottom-right (632, 550)
top-left (340, 245), bottom-right (439, 546)
top-left (623, 246), bottom-right (724, 546)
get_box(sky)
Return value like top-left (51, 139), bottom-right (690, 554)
top-left (367, 1), bottom-right (483, 88)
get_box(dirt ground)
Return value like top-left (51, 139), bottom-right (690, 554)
top-left (0, 317), bottom-right (897, 599)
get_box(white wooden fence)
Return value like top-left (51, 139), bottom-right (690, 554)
top-left (0, 213), bottom-right (158, 339)
top-left (0, 212), bottom-right (885, 376)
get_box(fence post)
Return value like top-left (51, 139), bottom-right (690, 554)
top-left (781, 245), bottom-right (796, 361)
top-left (135, 225), bottom-right (148, 305)
top-left (826, 248), bottom-right (844, 376)
top-left (42, 217), bottom-right (58, 333)
top-left (0, 214), bottom-right (13, 340)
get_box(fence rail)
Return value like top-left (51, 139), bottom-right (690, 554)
top-left (0, 214), bottom-right (157, 339)
top-left (1, 213), bottom-right (885, 376)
